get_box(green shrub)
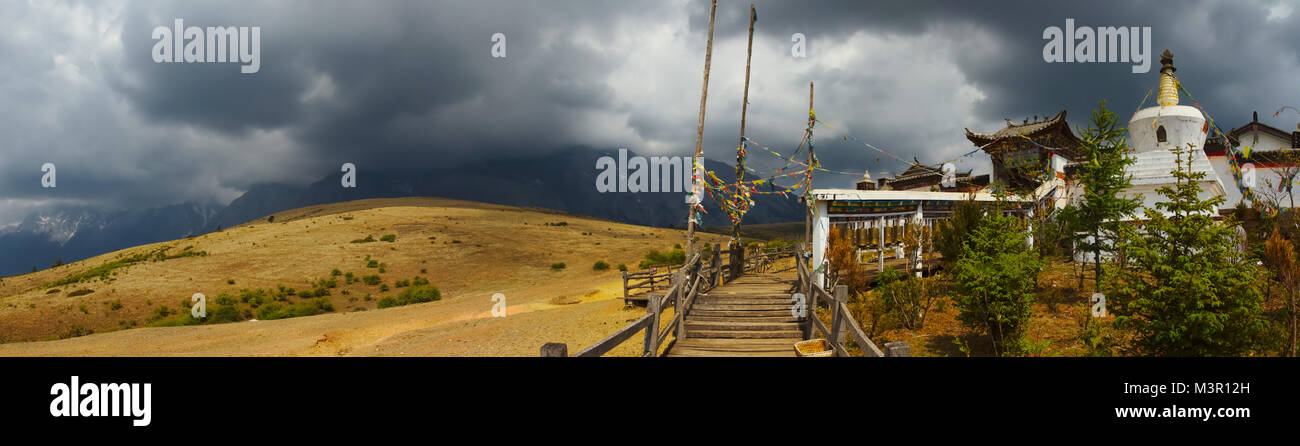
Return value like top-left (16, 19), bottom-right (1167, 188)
top-left (617, 264), bottom-right (628, 272)
top-left (109, 299), bottom-right (123, 310)
top-left (395, 279), bottom-right (410, 288)
top-left (213, 293), bottom-right (236, 306)
top-left (210, 305), bottom-right (243, 323)
top-left (380, 234), bottom-right (397, 242)
top-left (149, 306), bottom-right (174, 322)
top-left (256, 303), bottom-right (284, 320)
top-left (638, 249), bottom-right (685, 269)
top-left (239, 289), bottom-right (267, 307)
top-left (366, 260), bottom-right (379, 268)
top-left (952, 211), bottom-right (1042, 356)
top-left (255, 299), bottom-right (334, 320)
top-left (412, 276), bottom-right (430, 286)
top-left (875, 267), bottom-right (940, 330)
top-left (351, 235), bottom-right (376, 243)
top-left (377, 297), bottom-right (399, 309)
top-left (331, 269), bottom-right (342, 276)
top-left (362, 274), bottom-right (382, 285)
top-left (67, 289), bottom-right (94, 297)
top-left (592, 261), bottom-right (610, 271)
top-left (550, 263), bottom-right (566, 271)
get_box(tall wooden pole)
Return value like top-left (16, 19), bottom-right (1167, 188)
top-left (805, 82), bottom-right (814, 250)
top-left (687, 0), bottom-right (718, 259)
top-left (733, 4), bottom-right (756, 269)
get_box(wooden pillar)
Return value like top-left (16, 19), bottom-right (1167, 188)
top-left (804, 82), bottom-right (815, 251)
top-left (914, 202), bottom-right (924, 278)
top-left (643, 289), bottom-right (660, 357)
top-left (733, 3), bottom-right (756, 242)
top-left (795, 253), bottom-right (806, 340)
top-left (877, 216), bottom-right (885, 273)
top-left (884, 341), bottom-right (911, 357)
top-left (830, 285), bottom-right (848, 351)
top-left (541, 343), bottom-right (568, 357)
top-left (674, 269), bottom-right (687, 341)
top-left (686, 0), bottom-right (718, 258)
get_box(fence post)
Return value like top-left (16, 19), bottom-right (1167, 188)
top-left (643, 286), bottom-right (661, 357)
top-left (884, 341), bottom-right (911, 357)
top-left (622, 272), bottom-right (629, 305)
top-left (674, 269), bottom-right (687, 341)
top-left (711, 243), bottom-right (722, 287)
top-left (830, 285), bottom-right (848, 352)
top-left (541, 343), bottom-right (568, 357)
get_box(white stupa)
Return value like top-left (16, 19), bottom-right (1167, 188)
top-left (1123, 49), bottom-right (1226, 217)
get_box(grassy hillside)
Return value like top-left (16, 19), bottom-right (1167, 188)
top-left (0, 197), bottom-right (730, 355)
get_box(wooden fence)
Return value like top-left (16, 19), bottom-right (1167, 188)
top-left (539, 244), bottom-right (891, 357)
top-left (793, 251), bottom-right (909, 357)
top-left (544, 244), bottom-right (734, 357)
top-left (621, 264), bottom-right (680, 306)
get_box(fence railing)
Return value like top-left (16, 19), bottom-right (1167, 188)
top-left (544, 246), bottom-right (728, 357)
top-left (621, 264), bottom-right (681, 304)
top-left (541, 244), bottom-right (814, 357)
top-left (794, 250), bottom-right (909, 357)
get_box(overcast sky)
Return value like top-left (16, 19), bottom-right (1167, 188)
top-left (1, 0), bottom-right (1297, 224)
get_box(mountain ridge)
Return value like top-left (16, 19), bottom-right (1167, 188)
top-left (0, 147), bottom-right (802, 276)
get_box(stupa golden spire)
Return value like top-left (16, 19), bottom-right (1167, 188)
top-left (1157, 49), bottom-right (1178, 106)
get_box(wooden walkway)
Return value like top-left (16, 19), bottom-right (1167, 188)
top-left (667, 271), bottom-right (801, 357)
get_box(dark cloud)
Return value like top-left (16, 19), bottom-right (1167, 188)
top-left (0, 0), bottom-right (1297, 224)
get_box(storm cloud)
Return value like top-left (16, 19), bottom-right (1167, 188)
top-left (0, 0), bottom-right (1296, 223)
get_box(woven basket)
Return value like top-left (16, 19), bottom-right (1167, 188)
top-left (794, 339), bottom-right (833, 357)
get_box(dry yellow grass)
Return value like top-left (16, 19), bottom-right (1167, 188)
top-left (0, 197), bottom-right (729, 356)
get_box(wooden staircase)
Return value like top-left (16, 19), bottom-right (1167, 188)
top-left (667, 274), bottom-right (801, 357)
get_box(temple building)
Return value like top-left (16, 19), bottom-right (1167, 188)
top-left (965, 110), bottom-right (1086, 191)
top-left (863, 158), bottom-right (988, 191)
top-left (1206, 111), bottom-right (1300, 210)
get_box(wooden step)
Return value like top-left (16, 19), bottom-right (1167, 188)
top-left (704, 292), bottom-right (791, 298)
top-left (676, 338), bottom-right (803, 347)
top-left (667, 348), bottom-right (796, 357)
top-left (685, 320), bottom-right (799, 331)
top-left (695, 297), bottom-right (791, 305)
top-left (686, 315), bottom-right (799, 323)
top-left (691, 309), bottom-right (795, 318)
top-left (674, 339), bottom-right (801, 352)
top-left (687, 329), bottom-right (803, 339)
top-left (693, 304), bottom-right (791, 311)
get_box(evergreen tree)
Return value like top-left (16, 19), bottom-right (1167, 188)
top-left (1109, 146), bottom-right (1268, 356)
top-left (952, 206), bottom-right (1042, 356)
top-left (1064, 101), bottom-right (1142, 293)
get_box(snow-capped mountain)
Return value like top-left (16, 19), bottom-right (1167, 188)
top-left (0, 202), bottom-right (222, 276)
top-left (14, 207), bottom-right (110, 245)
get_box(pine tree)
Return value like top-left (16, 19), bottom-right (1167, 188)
top-left (1064, 101), bottom-right (1142, 293)
top-left (1109, 145), bottom-right (1268, 356)
top-left (952, 206), bottom-right (1042, 356)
